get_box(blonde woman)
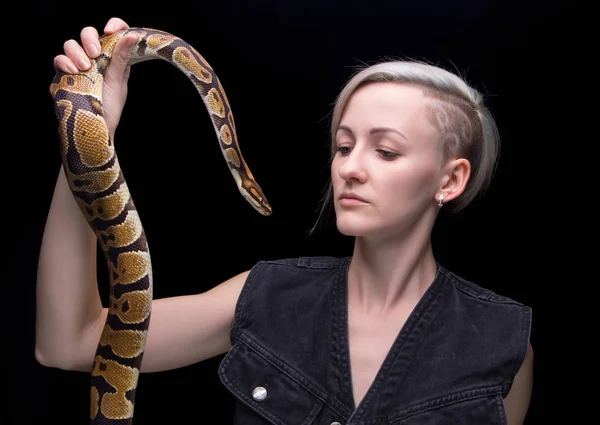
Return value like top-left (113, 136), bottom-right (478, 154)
top-left (37, 17), bottom-right (533, 425)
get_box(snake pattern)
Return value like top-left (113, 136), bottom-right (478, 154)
top-left (49, 27), bottom-right (272, 424)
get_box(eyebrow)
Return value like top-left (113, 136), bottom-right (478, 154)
top-left (337, 125), bottom-right (409, 141)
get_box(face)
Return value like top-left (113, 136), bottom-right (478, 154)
top-left (332, 82), bottom-right (446, 239)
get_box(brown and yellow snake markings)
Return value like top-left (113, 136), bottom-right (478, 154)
top-left (49, 27), bottom-right (272, 424)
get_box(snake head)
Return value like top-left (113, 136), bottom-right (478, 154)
top-left (230, 168), bottom-right (272, 216)
top-left (259, 199), bottom-right (273, 216)
top-left (243, 186), bottom-right (272, 216)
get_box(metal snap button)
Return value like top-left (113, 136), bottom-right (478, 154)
top-left (331, 422), bottom-right (342, 425)
top-left (252, 386), bottom-right (267, 401)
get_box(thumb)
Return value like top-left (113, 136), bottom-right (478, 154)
top-left (105, 34), bottom-right (137, 84)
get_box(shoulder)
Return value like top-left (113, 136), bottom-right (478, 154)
top-left (437, 264), bottom-right (532, 348)
top-left (244, 256), bottom-right (351, 284)
top-left (437, 263), bottom-right (533, 392)
top-left (239, 255), bottom-right (349, 302)
top-left (231, 256), bottom-right (350, 338)
top-left (253, 255), bottom-right (351, 271)
top-left (241, 255), bottom-right (350, 295)
top-left (438, 264), bottom-right (531, 311)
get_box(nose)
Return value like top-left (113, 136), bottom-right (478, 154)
top-left (337, 149), bottom-right (368, 183)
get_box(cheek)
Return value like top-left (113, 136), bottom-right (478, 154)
top-left (381, 166), bottom-right (439, 203)
top-left (412, 166), bottom-right (439, 191)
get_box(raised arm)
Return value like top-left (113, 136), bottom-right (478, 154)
top-left (35, 17), bottom-right (247, 373)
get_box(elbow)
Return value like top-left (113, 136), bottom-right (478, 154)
top-left (34, 343), bottom-right (78, 371)
top-left (34, 344), bottom-right (57, 368)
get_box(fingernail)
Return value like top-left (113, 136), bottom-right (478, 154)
top-left (105, 23), bottom-right (114, 32)
top-left (81, 58), bottom-right (91, 69)
top-left (89, 43), bottom-right (99, 56)
top-left (66, 63), bottom-right (79, 74)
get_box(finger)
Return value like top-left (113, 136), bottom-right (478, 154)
top-left (104, 34), bottom-right (137, 83)
top-left (80, 25), bottom-right (102, 58)
top-left (63, 39), bottom-right (91, 71)
top-left (104, 17), bottom-right (130, 34)
top-left (53, 54), bottom-right (80, 74)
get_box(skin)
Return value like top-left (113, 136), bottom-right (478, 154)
top-left (39, 17), bottom-right (533, 424)
top-left (331, 83), bottom-right (533, 421)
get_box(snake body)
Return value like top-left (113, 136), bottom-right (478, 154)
top-left (49, 27), bottom-right (272, 424)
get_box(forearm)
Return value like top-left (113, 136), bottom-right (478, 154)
top-left (35, 165), bottom-right (105, 371)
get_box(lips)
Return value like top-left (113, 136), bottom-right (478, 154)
top-left (338, 193), bottom-right (369, 206)
top-left (339, 193), bottom-right (367, 202)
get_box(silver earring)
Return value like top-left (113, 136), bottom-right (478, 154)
top-left (438, 195), bottom-right (444, 208)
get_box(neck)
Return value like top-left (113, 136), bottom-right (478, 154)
top-left (347, 224), bottom-right (438, 317)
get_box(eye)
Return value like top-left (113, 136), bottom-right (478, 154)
top-left (336, 145), bottom-right (352, 155)
top-left (376, 149), bottom-right (398, 159)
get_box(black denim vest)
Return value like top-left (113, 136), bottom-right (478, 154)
top-left (218, 256), bottom-right (532, 425)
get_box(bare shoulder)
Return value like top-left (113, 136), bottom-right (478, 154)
top-left (198, 269), bottom-right (251, 312)
top-left (503, 342), bottom-right (534, 425)
top-left (139, 269), bottom-right (252, 372)
top-left (206, 269), bottom-right (251, 295)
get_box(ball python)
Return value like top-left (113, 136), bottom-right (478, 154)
top-left (49, 27), bottom-right (272, 424)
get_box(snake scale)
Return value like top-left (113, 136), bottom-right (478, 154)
top-left (49, 27), bottom-right (272, 424)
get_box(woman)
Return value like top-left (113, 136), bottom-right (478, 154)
top-left (37, 17), bottom-right (533, 425)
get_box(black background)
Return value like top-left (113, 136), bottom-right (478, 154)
top-left (9, 0), bottom-right (588, 423)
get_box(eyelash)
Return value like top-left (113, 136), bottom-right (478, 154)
top-left (336, 146), bottom-right (351, 155)
top-left (377, 149), bottom-right (398, 159)
top-left (335, 146), bottom-right (398, 160)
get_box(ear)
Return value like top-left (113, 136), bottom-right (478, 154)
top-left (436, 158), bottom-right (471, 204)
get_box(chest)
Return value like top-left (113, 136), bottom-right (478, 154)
top-left (221, 261), bottom-right (520, 425)
top-left (347, 308), bottom-right (412, 408)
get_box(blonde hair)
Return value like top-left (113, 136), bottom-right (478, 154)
top-left (310, 59), bottom-right (500, 233)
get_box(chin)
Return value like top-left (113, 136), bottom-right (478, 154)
top-left (335, 218), bottom-right (371, 237)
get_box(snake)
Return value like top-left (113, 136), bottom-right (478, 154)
top-left (49, 27), bottom-right (272, 424)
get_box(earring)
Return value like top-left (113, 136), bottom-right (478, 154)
top-left (438, 195), bottom-right (444, 208)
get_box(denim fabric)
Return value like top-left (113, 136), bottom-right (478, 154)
top-left (218, 256), bottom-right (532, 425)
